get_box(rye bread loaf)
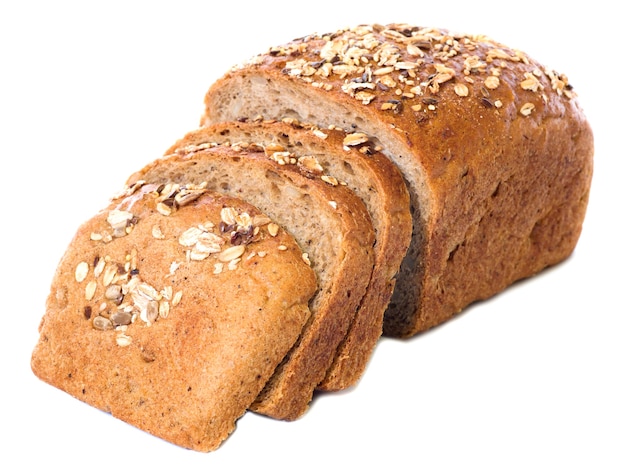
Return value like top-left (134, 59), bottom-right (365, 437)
top-left (30, 185), bottom-right (316, 451)
top-left (126, 143), bottom-right (376, 420)
top-left (201, 23), bottom-right (594, 337)
top-left (165, 119), bottom-right (412, 391)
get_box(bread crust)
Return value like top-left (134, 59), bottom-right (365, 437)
top-left (165, 120), bottom-right (412, 390)
top-left (202, 23), bottom-right (594, 337)
top-left (31, 187), bottom-right (316, 451)
top-left (127, 144), bottom-right (376, 419)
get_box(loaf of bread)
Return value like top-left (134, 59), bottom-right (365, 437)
top-left (126, 142), bottom-right (375, 420)
top-left (30, 185), bottom-right (316, 451)
top-left (165, 119), bottom-right (413, 391)
top-left (32, 22), bottom-right (594, 451)
top-left (202, 23), bottom-right (594, 337)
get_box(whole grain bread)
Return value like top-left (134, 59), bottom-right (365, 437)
top-left (126, 143), bottom-right (375, 420)
top-left (31, 185), bottom-right (316, 451)
top-left (165, 119), bottom-right (412, 391)
top-left (201, 23), bottom-right (594, 337)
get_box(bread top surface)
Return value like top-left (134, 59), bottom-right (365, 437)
top-left (31, 185), bottom-right (316, 451)
top-left (204, 23), bottom-right (593, 220)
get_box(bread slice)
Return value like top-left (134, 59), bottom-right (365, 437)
top-left (201, 23), bottom-right (594, 337)
top-left (165, 119), bottom-right (412, 391)
top-left (125, 143), bottom-right (375, 420)
top-left (31, 185), bottom-right (316, 451)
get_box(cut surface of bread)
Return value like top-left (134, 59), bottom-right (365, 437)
top-left (165, 120), bottom-right (412, 391)
top-left (201, 23), bottom-right (594, 337)
top-left (126, 144), bottom-right (375, 419)
top-left (31, 186), bottom-right (316, 451)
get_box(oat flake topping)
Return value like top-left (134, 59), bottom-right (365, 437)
top-left (82, 182), bottom-right (290, 346)
top-left (252, 23), bottom-right (576, 117)
top-left (175, 140), bottom-right (346, 188)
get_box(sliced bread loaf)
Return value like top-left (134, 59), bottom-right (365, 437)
top-left (165, 119), bottom-right (412, 391)
top-left (31, 185), bottom-right (316, 451)
top-left (125, 143), bottom-right (376, 420)
top-left (201, 23), bottom-right (594, 337)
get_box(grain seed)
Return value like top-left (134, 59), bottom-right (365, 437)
top-left (93, 316), bottom-right (113, 331)
top-left (116, 333), bottom-right (132, 347)
top-left (75, 261), bottom-right (89, 283)
top-left (85, 281), bottom-right (97, 301)
top-left (172, 290), bottom-right (183, 306)
top-left (159, 300), bottom-right (170, 319)
top-left (520, 102), bottom-right (535, 116)
top-left (268, 223), bottom-right (280, 237)
top-left (152, 225), bottom-right (165, 239)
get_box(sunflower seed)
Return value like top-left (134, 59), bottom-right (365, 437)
top-left (93, 316), bottom-right (113, 331)
top-left (75, 262), bottom-right (89, 283)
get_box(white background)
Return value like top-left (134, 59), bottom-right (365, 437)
top-left (2, 1), bottom-right (623, 472)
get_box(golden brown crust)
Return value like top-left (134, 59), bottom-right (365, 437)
top-left (165, 120), bottom-right (412, 390)
top-left (127, 144), bottom-right (376, 419)
top-left (202, 23), bottom-right (594, 337)
top-left (31, 186), bottom-right (316, 451)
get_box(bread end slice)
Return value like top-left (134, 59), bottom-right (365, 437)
top-left (31, 185), bottom-right (316, 450)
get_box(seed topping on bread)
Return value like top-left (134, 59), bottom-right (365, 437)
top-left (173, 139), bottom-right (352, 193)
top-left (75, 183), bottom-right (295, 346)
top-left (250, 24), bottom-right (575, 118)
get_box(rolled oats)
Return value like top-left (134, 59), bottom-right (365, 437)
top-left (267, 223), bottom-right (280, 237)
top-left (218, 245), bottom-right (246, 262)
top-left (343, 132), bottom-right (369, 147)
top-left (520, 102), bottom-right (535, 116)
